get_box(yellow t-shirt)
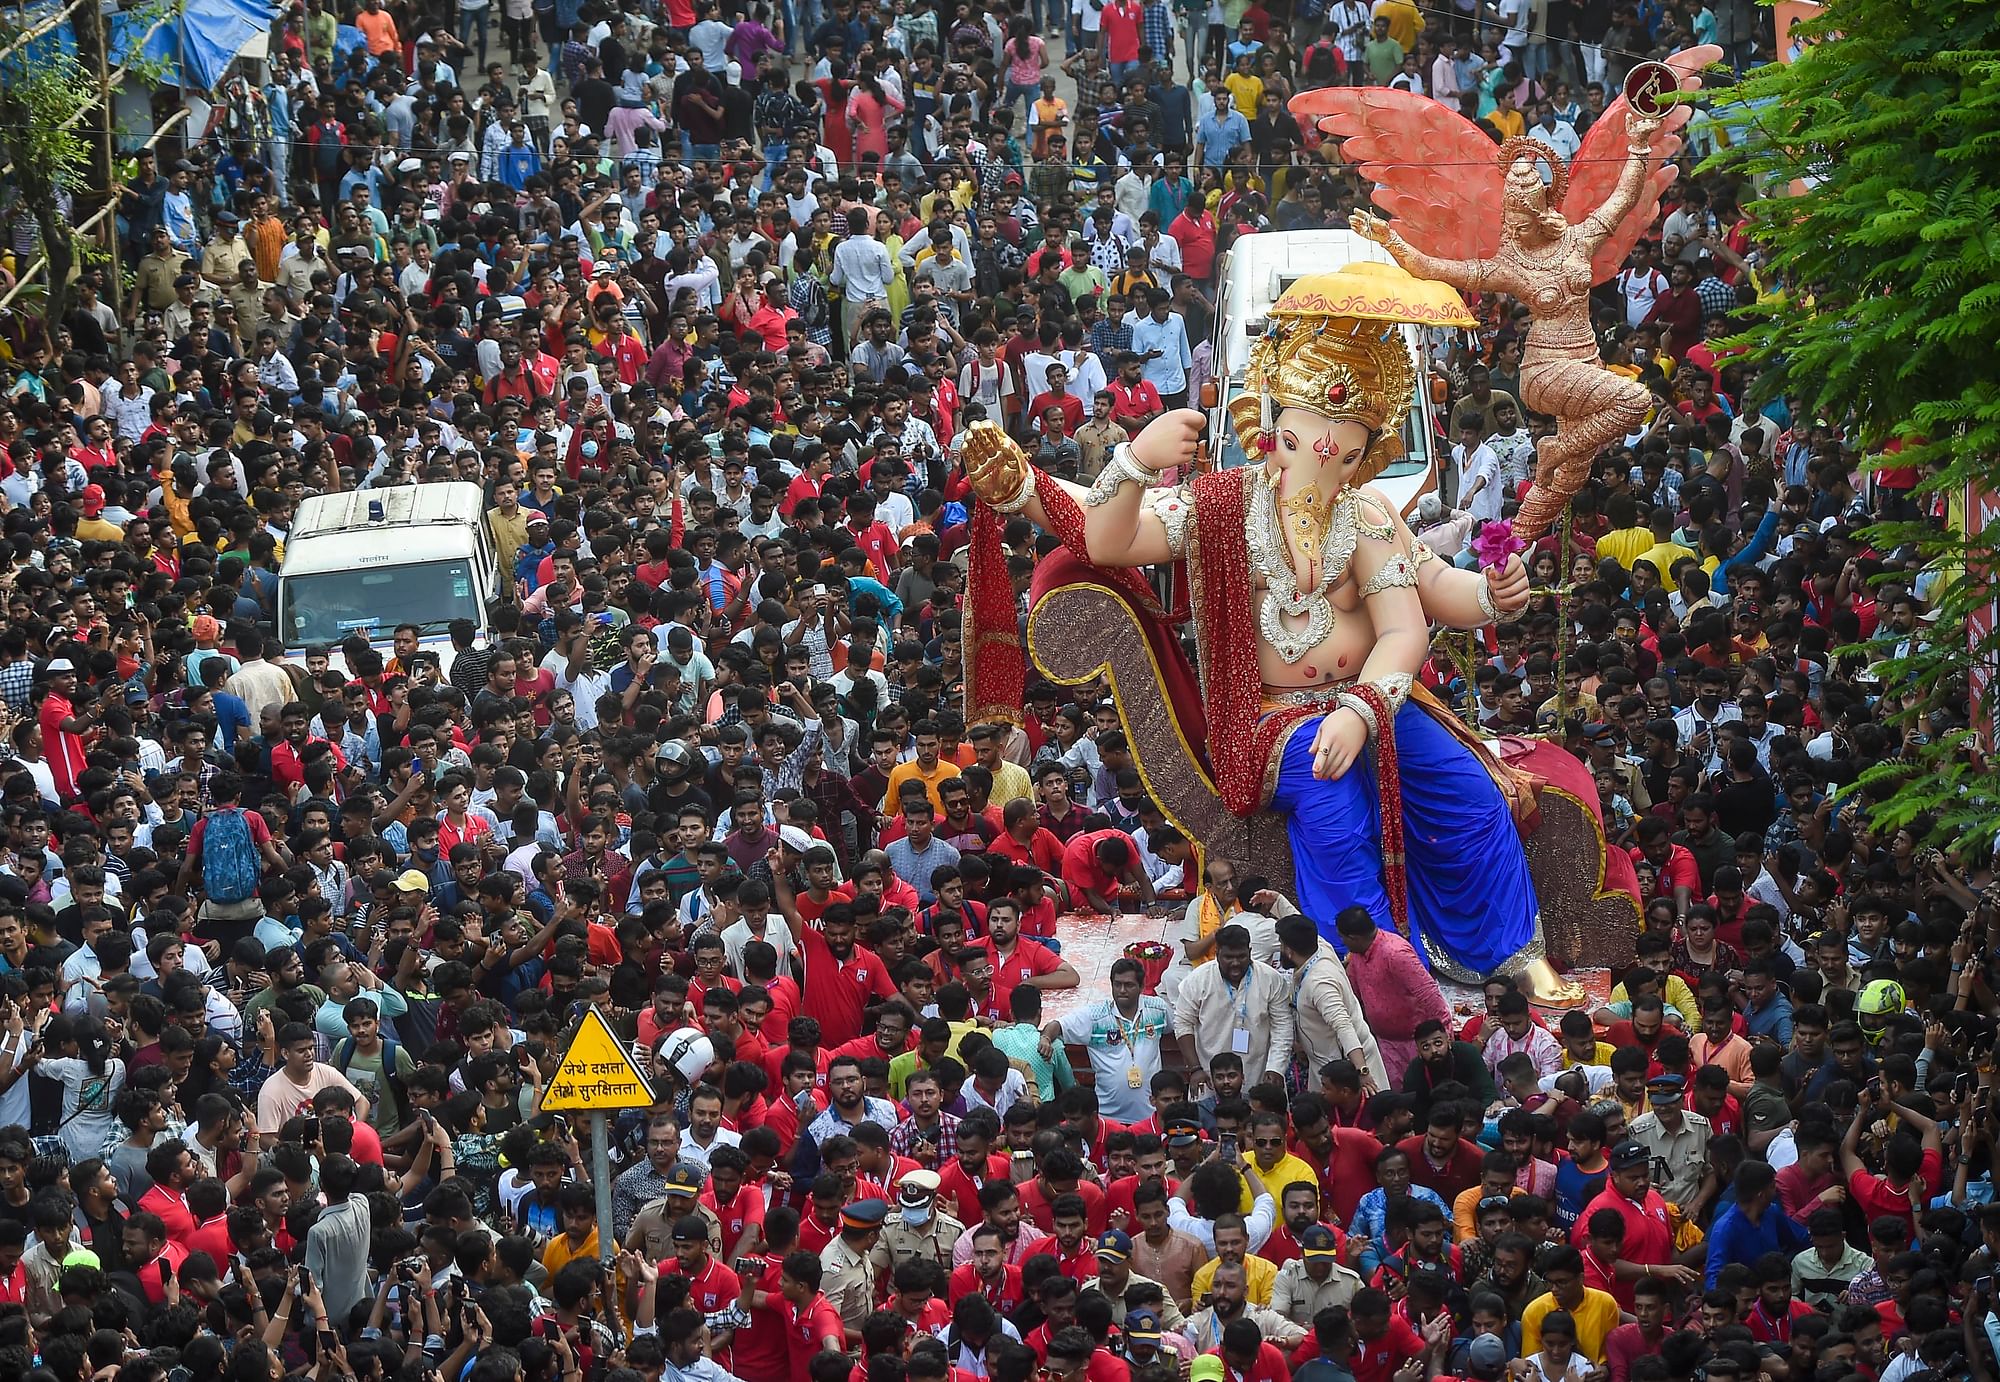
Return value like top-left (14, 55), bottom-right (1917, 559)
top-left (1247, 1152), bottom-right (1320, 1207)
top-left (1522, 1287), bottom-right (1621, 1363)
top-left (1489, 107), bottom-right (1527, 139)
top-left (882, 759), bottom-right (962, 814)
top-left (1191, 1251), bottom-right (1279, 1306)
top-left (1371, 0), bottom-right (1423, 49)
top-left (1225, 71), bottom-right (1264, 119)
top-left (1597, 525), bottom-right (1657, 569)
top-left (1633, 540), bottom-right (1698, 579)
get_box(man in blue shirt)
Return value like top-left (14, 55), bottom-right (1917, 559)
top-left (1704, 1160), bottom-right (1807, 1288)
top-left (1196, 89), bottom-right (1250, 170)
top-left (1739, 958), bottom-right (1793, 1043)
top-left (1129, 291), bottom-right (1193, 407)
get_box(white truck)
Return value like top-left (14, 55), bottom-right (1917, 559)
top-left (1204, 228), bottom-right (1447, 517)
top-left (276, 482), bottom-right (497, 674)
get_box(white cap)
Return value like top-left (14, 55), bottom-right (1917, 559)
top-left (43, 658), bottom-right (75, 673)
top-left (778, 824), bottom-right (815, 854)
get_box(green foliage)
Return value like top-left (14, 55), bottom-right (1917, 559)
top-left (1710, 0), bottom-right (2000, 851)
top-left (0, 45), bottom-right (96, 223)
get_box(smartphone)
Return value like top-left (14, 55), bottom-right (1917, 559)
top-left (1981, 1275), bottom-right (1995, 1295)
top-left (298, 1267), bottom-right (313, 1296)
top-left (158, 1259), bottom-right (173, 1285)
top-left (1219, 1133), bottom-right (1238, 1162)
top-left (320, 1329), bottom-right (337, 1352)
top-left (302, 1116), bottom-right (321, 1144)
top-left (734, 1257), bottom-right (757, 1276)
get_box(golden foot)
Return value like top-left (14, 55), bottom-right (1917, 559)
top-left (1521, 958), bottom-right (1588, 1009)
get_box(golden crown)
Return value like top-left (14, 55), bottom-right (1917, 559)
top-left (1227, 321), bottom-right (1417, 479)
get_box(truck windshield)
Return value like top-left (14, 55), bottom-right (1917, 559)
top-left (279, 559), bottom-right (480, 647)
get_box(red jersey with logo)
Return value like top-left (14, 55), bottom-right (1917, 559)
top-left (700, 1183), bottom-right (767, 1261)
top-left (948, 1260), bottom-right (1025, 1314)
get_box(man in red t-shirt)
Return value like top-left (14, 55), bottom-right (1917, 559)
top-left (1108, 359), bottom-right (1163, 431)
top-left (1348, 1289), bottom-right (1427, 1382)
top-left (1101, 0), bottom-right (1144, 68)
top-left (37, 659), bottom-right (93, 799)
top-left (1573, 1142), bottom-right (1686, 1309)
top-left (773, 1253), bottom-right (845, 1375)
top-left (1060, 829), bottom-right (1155, 913)
top-left (842, 492), bottom-right (900, 584)
top-left (980, 898), bottom-right (1077, 1024)
top-left (783, 892), bottom-right (896, 1048)
top-left (1839, 1085), bottom-right (1942, 1237)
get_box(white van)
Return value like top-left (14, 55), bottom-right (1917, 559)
top-left (1205, 229), bottom-right (1445, 517)
top-left (277, 482), bottom-right (497, 674)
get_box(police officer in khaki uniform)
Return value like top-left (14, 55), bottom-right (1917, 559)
top-left (820, 1197), bottom-right (887, 1340)
top-left (624, 1163), bottom-right (723, 1262)
top-left (872, 1169), bottom-right (965, 1276)
top-left (1081, 1229), bottom-right (1186, 1330)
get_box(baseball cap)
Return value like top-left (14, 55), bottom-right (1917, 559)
top-left (392, 869), bottom-right (431, 894)
top-left (1190, 1359), bottom-right (1225, 1382)
top-left (1609, 1140), bottom-right (1650, 1171)
top-left (1094, 1229), bottom-right (1132, 1262)
top-left (664, 1164), bottom-right (704, 1194)
top-left (43, 658), bottom-right (75, 674)
top-left (1125, 1309), bottom-right (1161, 1342)
top-left (1468, 1335), bottom-right (1510, 1369)
top-left (79, 484), bottom-right (105, 516)
top-left (1300, 1224), bottom-right (1341, 1257)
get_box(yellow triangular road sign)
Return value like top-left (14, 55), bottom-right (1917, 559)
top-left (538, 1008), bottom-right (657, 1112)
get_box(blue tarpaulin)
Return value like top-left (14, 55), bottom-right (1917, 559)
top-left (0, 0), bottom-right (281, 91)
top-left (113, 0), bottom-right (282, 90)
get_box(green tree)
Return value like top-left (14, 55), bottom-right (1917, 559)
top-left (0, 21), bottom-right (103, 331)
top-left (1712, 1), bottom-right (2000, 847)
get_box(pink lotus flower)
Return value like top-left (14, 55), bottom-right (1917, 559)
top-left (1472, 518), bottom-right (1526, 570)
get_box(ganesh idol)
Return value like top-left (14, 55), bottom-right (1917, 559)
top-left (962, 265), bottom-right (1584, 1004)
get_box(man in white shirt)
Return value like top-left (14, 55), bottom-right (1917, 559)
top-left (1451, 416), bottom-right (1503, 523)
top-left (1617, 263), bottom-right (1668, 332)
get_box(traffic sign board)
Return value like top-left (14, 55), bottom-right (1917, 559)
top-left (538, 1008), bottom-right (657, 1112)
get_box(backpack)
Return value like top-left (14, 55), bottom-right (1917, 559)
top-left (1304, 40), bottom-right (1341, 82)
top-left (313, 119), bottom-right (347, 173)
top-left (333, 1033), bottom-right (408, 1111)
top-left (200, 808), bottom-right (261, 904)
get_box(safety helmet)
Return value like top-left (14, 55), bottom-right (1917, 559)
top-left (1856, 978), bottom-right (1906, 1043)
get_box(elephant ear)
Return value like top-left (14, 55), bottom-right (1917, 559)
top-left (1562, 44), bottom-right (1725, 282)
top-left (1289, 86), bottom-right (1505, 264)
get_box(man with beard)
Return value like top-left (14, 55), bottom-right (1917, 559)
top-left (1271, 1222), bottom-right (1364, 1325)
top-left (790, 1055), bottom-right (898, 1185)
top-left (775, 871), bottom-right (896, 1048)
top-left (1181, 1258), bottom-right (1307, 1353)
top-left (950, 1177), bottom-right (1039, 1270)
top-left (978, 896), bottom-right (1078, 1022)
top-left (1083, 1228), bottom-right (1186, 1329)
top-left (1173, 925), bottom-right (1294, 1093)
top-left (1402, 1019), bottom-right (1497, 1122)
top-left (1279, 915), bottom-right (1387, 1095)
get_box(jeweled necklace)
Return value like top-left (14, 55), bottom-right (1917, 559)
top-left (1248, 467), bottom-right (1360, 664)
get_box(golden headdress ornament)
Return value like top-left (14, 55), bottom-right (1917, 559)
top-left (1226, 262), bottom-right (1474, 483)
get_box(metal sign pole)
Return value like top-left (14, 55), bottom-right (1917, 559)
top-left (591, 1111), bottom-right (615, 1266)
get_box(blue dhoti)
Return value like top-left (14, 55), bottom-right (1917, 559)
top-left (1269, 702), bottom-right (1541, 979)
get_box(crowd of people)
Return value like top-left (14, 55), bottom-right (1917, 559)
top-left (0, 0), bottom-right (1976, 1380)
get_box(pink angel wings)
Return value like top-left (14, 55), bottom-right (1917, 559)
top-left (1290, 45), bottom-right (1722, 283)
